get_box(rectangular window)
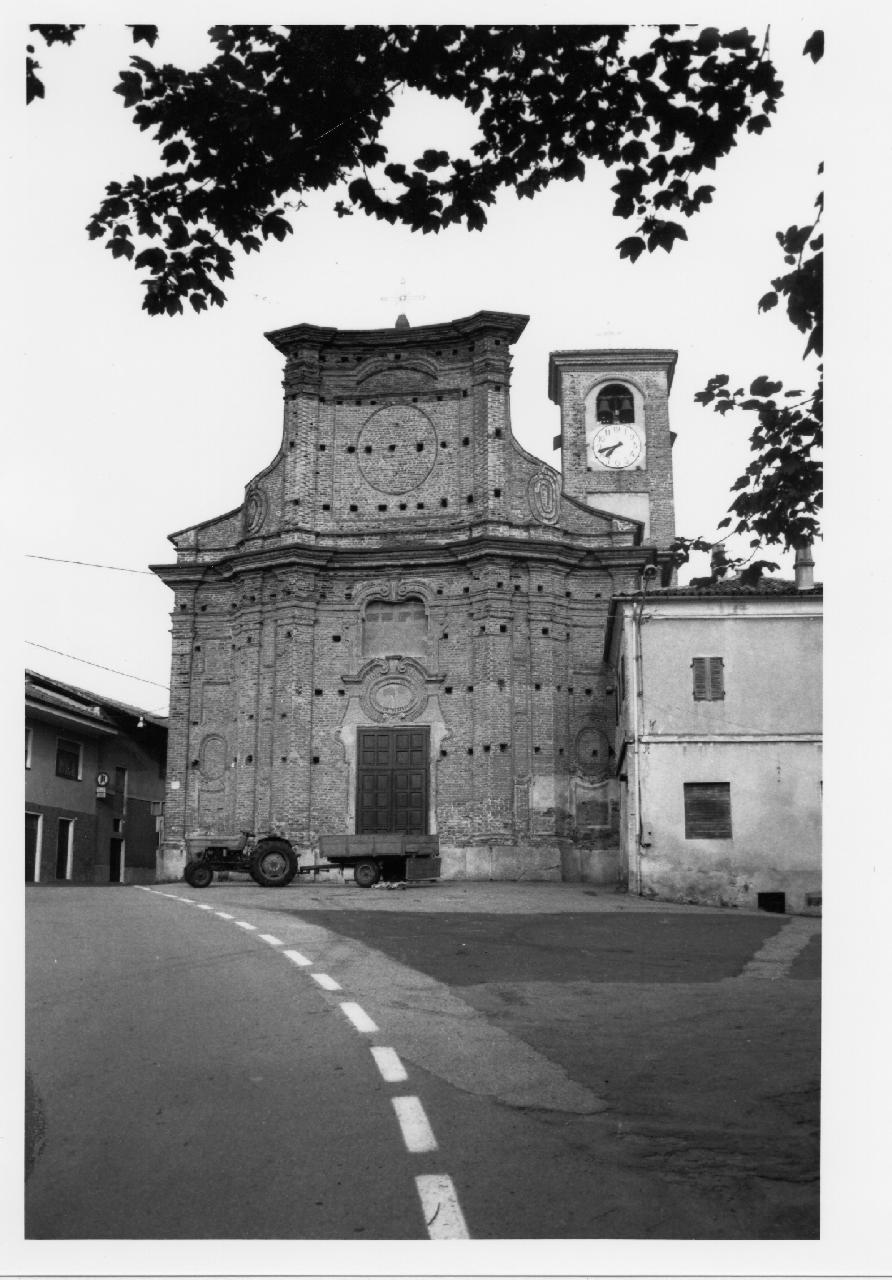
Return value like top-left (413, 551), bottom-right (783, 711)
top-left (692, 656), bottom-right (724, 701)
top-left (55, 737), bottom-right (82, 780)
top-left (684, 782), bottom-right (732, 839)
top-left (25, 726), bottom-right (32, 769)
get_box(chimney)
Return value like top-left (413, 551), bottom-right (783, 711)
top-left (710, 544), bottom-right (729, 580)
top-left (794, 541), bottom-right (815, 591)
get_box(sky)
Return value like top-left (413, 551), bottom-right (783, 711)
top-left (16, 16), bottom-right (826, 715)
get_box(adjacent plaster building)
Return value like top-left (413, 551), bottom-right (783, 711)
top-left (152, 311), bottom-right (678, 883)
top-left (604, 575), bottom-right (822, 913)
top-left (25, 671), bottom-right (167, 884)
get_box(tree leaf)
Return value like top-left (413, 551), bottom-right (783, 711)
top-left (134, 247), bottom-right (167, 270)
top-left (803, 30), bottom-right (824, 62)
top-left (749, 375), bottom-right (784, 397)
top-left (161, 139), bottom-right (189, 166)
top-left (129, 25), bottom-right (159, 47)
top-left (617, 235), bottom-right (646, 263)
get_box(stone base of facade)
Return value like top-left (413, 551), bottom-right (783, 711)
top-left (440, 842), bottom-right (622, 885)
top-left (638, 860), bottom-right (822, 917)
top-left (156, 839), bottom-right (623, 887)
top-left (157, 843), bottom-right (188, 883)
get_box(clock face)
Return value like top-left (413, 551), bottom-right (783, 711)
top-left (589, 423), bottom-right (642, 469)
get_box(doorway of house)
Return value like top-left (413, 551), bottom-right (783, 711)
top-left (55, 818), bottom-right (73, 880)
top-left (356, 727), bottom-right (429, 834)
top-left (109, 837), bottom-right (124, 883)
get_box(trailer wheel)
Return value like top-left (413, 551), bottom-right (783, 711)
top-left (184, 860), bottom-right (213, 889)
top-left (353, 859), bottom-right (380, 889)
top-left (250, 839), bottom-right (298, 888)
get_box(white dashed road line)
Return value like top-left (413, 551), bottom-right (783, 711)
top-left (135, 885), bottom-right (470, 1238)
top-left (392, 1096), bottom-right (439, 1154)
top-left (415, 1174), bottom-right (470, 1239)
top-left (311, 972), bottom-right (342, 991)
top-left (340, 1002), bottom-right (379, 1034)
top-left (371, 1047), bottom-right (409, 1083)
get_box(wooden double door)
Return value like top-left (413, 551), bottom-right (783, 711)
top-left (356, 727), bottom-right (429, 834)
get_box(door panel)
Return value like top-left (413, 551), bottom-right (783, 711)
top-left (109, 838), bottom-right (124, 883)
top-left (356, 727), bottom-right (429, 834)
top-left (56, 818), bottom-right (73, 880)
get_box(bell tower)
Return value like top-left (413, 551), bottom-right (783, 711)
top-left (548, 348), bottom-right (677, 545)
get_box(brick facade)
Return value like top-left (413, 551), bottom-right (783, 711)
top-left (153, 312), bottom-right (677, 884)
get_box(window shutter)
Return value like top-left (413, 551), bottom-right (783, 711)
top-left (692, 658), bottom-right (708, 700)
top-left (684, 783), bottom-right (732, 838)
top-left (693, 657), bottom-right (724, 700)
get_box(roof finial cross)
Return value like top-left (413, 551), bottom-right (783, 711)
top-left (380, 276), bottom-right (426, 310)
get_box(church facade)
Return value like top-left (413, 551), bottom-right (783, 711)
top-left (152, 311), bottom-right (677, 884)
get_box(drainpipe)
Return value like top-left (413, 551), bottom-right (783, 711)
top-left (630, 566), bottom-right (658, 895)
top-left (795, 541), bottom-right (815, 591)
top-left (626, 605), bottom-right (643, 896)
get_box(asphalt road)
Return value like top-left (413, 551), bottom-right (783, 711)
top-left (26, 880), bottom-right (820, 1240)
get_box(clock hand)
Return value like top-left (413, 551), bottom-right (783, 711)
top-left (598, 442), bottom-right (623, 457)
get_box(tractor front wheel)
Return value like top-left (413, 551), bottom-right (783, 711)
top-left (184, 860), bottom-right (213, 889)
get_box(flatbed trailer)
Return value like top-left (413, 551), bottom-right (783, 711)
top-left (309, 834), bottom-right (441, 888)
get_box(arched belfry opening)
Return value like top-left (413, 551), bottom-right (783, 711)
top-left (596, 382), bottom-right (637, 425)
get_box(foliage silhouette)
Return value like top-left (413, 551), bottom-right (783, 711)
top-left (28, 25), bottom-right (783, 316)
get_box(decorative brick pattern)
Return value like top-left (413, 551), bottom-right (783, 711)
top-left (152, 313), bottom-right (677, 883)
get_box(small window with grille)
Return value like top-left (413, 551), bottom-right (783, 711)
top-left (55, 737), bottom-right (82, 780)
top-left (692, 656), bottom-right (724, 701)
top-left (684, 782), bottom-right (732, 839)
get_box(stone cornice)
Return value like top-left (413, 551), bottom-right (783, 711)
top-left (151, 533), bottom-right (674, 589)
top-left (265, 310), bottom-right (529, 359)
top-left (547, 348), bottom-right (678, 402)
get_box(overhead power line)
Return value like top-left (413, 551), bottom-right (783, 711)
top-left (25, 642), bottom-right (170, 691)
top-left (26, 554), bottom-right (156, 576)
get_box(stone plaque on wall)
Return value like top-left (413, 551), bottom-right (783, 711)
top-left (575, 726), bottom-right (610, 777)
top-left (528, 471), bottom-right (560, 524)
